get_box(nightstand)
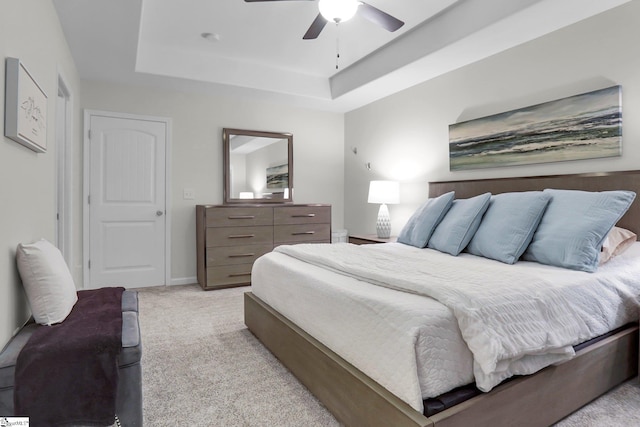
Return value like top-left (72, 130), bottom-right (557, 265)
top-left (348, 234), bottom-right (397, 245)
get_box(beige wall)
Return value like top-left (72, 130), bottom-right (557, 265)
top-left (0, 0), bottom-right (81, 347)
top-left (80, 81), bottom-right (345, 284)
top-left (344, 1), bottom-right (640, 237)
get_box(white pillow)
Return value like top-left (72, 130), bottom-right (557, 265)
top-left (599, 226), bottom-right (637, 265)
top-left (16, 239), bottom-right (78, 325)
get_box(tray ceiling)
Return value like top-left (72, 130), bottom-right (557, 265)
top-left (53, 0), bottom-right (630, 112)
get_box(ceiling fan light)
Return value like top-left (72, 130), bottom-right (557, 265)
top-left (319, 0), bottom-right (359, 23)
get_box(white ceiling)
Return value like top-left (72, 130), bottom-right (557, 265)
top-left (53, 0), bottom-right (630, 112)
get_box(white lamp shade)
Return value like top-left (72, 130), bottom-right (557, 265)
top-left (239, 191), bottom-right (254, 199)
top-left (319, 0), bottom-right (359, 23)
top-left (368, 181), bottom-right (400, 204)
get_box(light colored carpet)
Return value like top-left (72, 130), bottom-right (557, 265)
top-left (138, 284), bottom-right (339, 427)
top-left (137, 284), bottom-right (640, 426)
top-left (555, 380), bottom-right (640, 426)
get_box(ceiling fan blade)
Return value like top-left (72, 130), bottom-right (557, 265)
top-left (358, 2), bottom-right (404, 32)
top-left (303, 13), bottom-right (328, 40)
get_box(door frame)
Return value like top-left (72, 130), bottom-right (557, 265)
top-left (83, 109), bottom-right (172, 289)
top-left (56, 72), bottom-right (73, 266)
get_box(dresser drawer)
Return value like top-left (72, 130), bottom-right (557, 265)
top-left (274, 223), bottom-right (331, 244)
top-left (206, 243), bottom-right (273, 267)
top-left (206, 264), bottom-right (253, 287)
top-left (274, 206), bottom-right (331, 225)
top-left (206, 226), bottom-right (273, 247)
top-left (206, 207), bottom-right (273, 227)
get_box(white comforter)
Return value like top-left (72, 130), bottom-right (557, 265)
top-left (252, 242), bottom-right (640, 412)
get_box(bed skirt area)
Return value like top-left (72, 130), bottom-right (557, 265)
top-left (244, 292), bottom-right (639, 427)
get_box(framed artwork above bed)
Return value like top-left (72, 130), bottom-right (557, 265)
top-left (266, 163), bottom-right (288, 189)
top-left (449, 85), bottom-right (622, 171)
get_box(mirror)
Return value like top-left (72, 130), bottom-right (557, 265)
top-left (223, 128), bottom-right (293, 204)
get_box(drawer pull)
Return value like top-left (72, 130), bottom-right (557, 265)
top-left (229, 253), bottom-right (255, 258)
top-left (292, 231), bottom-right (316, 235)
top-left (228, 234), bottom-right (256, 239)
top-left (229, 272), bottom-right (251, 277)
top-left (292, 214), bottom-right (316, 218)
top-left (228, 215), bottom-right (256, 219)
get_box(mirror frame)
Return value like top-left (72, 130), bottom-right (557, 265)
top-left (223, 128), bottom-right (294, 204)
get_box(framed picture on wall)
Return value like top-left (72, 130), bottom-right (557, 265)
top-left (266, 163), bottom-right (288, 189)
top-left (448, 85), bottom-right (622, 171)
top-left (4, 57), bottom-right (48, 153)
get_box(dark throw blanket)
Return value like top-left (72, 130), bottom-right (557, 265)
top-left (14, 287), bottom-right (125, 426)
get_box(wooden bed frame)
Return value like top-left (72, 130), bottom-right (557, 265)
top-left (245, 170), bottom-right (640, 427)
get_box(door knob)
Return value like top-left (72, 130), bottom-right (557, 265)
top-left (156, 210), bottom-right (164, 216)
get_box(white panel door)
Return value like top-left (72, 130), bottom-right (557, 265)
top-left (88, 115), bottom-right (166, 288)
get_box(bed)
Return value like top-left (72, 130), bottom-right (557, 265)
top-left (244, 170), bottom-right (640, 427)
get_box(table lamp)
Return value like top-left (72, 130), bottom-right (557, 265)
top-left (368, 180), bottom-right (400, 239)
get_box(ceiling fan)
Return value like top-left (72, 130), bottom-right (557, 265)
top-left (244, 0), bottom-right (405, 40)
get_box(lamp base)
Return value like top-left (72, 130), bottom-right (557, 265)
top-left (376, 203), bottom-right (391, 239)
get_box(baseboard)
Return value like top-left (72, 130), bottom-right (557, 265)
top-left (170, 277), bottom-right (197, 286)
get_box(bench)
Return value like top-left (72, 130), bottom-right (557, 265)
top-left (0, 290), bottom-right (143, 426)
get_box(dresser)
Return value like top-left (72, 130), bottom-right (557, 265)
top-left (196, 204), bottom-right (331, 290)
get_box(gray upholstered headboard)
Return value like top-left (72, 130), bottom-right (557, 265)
top-left (429, 170), bottom-right (640, 238)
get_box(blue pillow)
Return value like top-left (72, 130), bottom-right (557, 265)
top-left (428, 193), bottom-right (491, 255)
top-left (523, 189), bottom-right (636, 272)
top-left (397, 192), bottom-right (455, 248)
top-left (467, 191), bottom-right (551, 264)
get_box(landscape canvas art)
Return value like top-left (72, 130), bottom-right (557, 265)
top-left (266, 164), bottom-right (288, 189)
top-left (449, 86), bottom-right (622, 171)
